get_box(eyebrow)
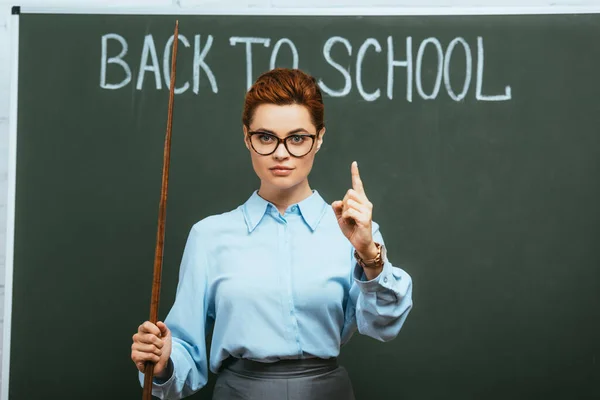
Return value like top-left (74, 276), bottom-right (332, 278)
top-left (251, 128), bottom-right (310, 136)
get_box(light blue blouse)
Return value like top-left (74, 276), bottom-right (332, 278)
top-left (140, 190), bottom-right (413, 399)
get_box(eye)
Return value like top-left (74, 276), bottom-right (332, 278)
top-left (257, 133), bottom-right (275, 143)
top-left (288, 135), bottom-right (307, 144)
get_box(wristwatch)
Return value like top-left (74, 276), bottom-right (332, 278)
top-left (354, 242), bottom-right (384, 269)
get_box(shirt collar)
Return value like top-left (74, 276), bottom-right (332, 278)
top-left (242, 190), bottom-right (328, 233)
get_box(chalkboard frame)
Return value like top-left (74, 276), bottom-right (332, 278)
top-left (4, 6), bottom-right (600, 400)
top-left (8, 5), bottom-right (600, 15)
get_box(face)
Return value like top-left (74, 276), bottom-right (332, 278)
top-left (243, 104), bottom-right (325, 193)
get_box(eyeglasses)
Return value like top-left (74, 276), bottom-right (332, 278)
top-left (247, 131), bottom-right (318, 158)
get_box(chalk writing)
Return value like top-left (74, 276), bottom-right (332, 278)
top-left (100, 33), bottom-right (512, 102)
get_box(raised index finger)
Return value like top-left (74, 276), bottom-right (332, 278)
top-left (351, 161), bottom-right (365, 195)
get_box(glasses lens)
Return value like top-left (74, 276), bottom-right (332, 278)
top-left (285, 135), bottom-right (315, 157)
top-left (250, 133), bottom-right (278, 155)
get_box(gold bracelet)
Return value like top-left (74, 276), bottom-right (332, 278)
top-left (354, 242), bottom-right (383, 269)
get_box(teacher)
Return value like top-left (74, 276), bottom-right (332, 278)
top-left (131, 68), bottom-right (413, 400)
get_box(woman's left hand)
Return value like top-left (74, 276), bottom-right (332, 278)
top-left (332, 161), bottom-right (379, 264)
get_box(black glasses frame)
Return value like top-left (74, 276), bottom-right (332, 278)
top-left (247, 131), bottom-right (318, 158)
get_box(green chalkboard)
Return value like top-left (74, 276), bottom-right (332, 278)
top-left (8, 10), bottom-right (600, 400)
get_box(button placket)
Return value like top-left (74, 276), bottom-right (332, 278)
top-left (285, 223), bottom-right (302, 356)
top-left (276, 216), bottom-right (292, 340)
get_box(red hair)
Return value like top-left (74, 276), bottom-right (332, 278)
top-left (242, 68), bottom-right (325, 132)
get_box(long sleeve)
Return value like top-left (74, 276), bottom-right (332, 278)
top-left (341, 222), bottom-right (413, 344)
top-left (138, 223), bottom-right (210, 400)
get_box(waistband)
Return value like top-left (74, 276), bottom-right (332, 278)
top-left (222, 357), bottom-right (339, 379)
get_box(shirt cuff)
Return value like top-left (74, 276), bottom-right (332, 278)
top-left (152, 357), bottom-right (175, 387)
top-left (353, 259), bottom-right (394, 293)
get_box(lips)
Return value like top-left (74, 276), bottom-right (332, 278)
top-left (270, 166), bottom-right (294, 176)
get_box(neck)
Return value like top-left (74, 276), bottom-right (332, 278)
top-left (258, 180), bottom-right (313, 215)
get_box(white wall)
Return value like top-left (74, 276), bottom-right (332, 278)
top-left (0, 0), bottom-right (598, 390)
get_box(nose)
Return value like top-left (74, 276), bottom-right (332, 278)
top-left (272, 141), bottom-right (290, 159)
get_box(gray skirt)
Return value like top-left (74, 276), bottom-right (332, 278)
top-left (213, 357), bottom-right (356, 400)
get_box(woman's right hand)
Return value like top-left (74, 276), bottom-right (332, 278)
top-left (131, 321), bottom-right (172, 378)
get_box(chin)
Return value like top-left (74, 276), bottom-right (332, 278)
top-left (262, 176), bottom-right (305, 191)
top-left (268, 180), bottom-right (302, 191)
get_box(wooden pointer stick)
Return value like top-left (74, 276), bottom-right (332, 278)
top-left (142, 20), bottom-right (179, 400)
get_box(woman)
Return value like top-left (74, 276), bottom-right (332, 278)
top-left (131, 68), bottom-right (413, 400)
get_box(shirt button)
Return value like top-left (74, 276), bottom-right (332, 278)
top-left (291, 205), bottom-right (298, 212)
top-left (383, 276), bottom-right (388, 283)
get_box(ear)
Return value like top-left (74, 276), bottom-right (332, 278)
top-left (316, 127), bottom-right (326, 152)
top-left (242, 125), bottom-right (250, 150)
